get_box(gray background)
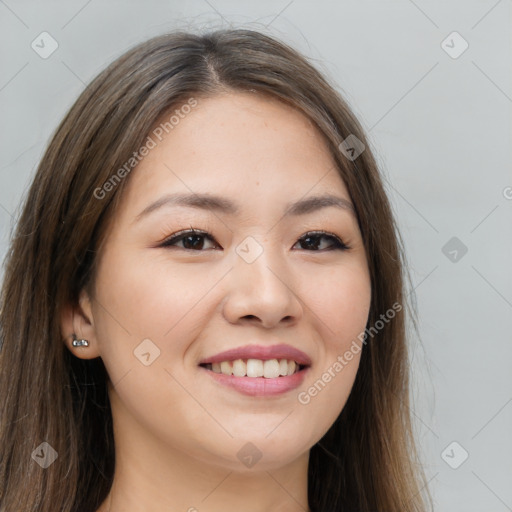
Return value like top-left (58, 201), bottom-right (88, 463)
top-left (1, 1), bottom-right (511, 510)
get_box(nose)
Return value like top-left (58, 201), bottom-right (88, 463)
top-left (222, 242), bottom-right (304, 329)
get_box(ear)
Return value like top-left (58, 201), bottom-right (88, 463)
top-left (61, 289), bottom-right (101, 359)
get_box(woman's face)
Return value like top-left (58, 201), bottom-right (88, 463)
top-left (79, 92), bottom-right (371, 471)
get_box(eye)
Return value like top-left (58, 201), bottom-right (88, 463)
top-left (293, 231), bottom-right (350, 251)
top-left (159, 228), bottom-right (350, 252)
top-left (159, 228), bottom-right (219, 251)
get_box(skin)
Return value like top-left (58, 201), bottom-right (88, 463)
top-left (61, 92), bottom-right (372, 512)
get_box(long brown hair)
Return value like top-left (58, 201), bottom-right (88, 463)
top-left (0, 29), bottom-right (433, 512)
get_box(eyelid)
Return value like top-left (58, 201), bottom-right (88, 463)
top-left (162, 227), bottom-right (208, 239)
top-left (159, 227), bottom-right (217, 248)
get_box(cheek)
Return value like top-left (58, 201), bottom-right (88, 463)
top-left (91, 250), bottom-right (225, 445)
top-left (92, 248), bottom-right (224, 378)
top-left (304, 262), bottom-right (372, 342)
top-left (293, 264), bottom-right (370, 435)
top-left (94, 248), bottom-right (207, 336)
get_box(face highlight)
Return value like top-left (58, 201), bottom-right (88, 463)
top-left (76, 92), bottom-right (371, 479)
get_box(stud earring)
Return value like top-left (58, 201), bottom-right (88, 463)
top-left (72, 335), bottom-right (89, 347)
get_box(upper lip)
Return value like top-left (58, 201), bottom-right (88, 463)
top-left (199, 344), bottom-right (312, 366)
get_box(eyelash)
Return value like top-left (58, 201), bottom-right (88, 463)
top-left (159, 228), bottom-right (351, 252)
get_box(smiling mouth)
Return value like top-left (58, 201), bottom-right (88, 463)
top-left (199, 358), bottom-right (307, 378)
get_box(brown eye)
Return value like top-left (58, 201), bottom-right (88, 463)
top-left (294, 231), bottom-right (350, 251)
top-left (160, 229), bottom-right (219, 251)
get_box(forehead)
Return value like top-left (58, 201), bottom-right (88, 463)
top-left (119, 92), bottom-right (351, 217)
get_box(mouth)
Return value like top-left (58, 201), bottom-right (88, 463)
top-left (197, 344), bottom-right (312, 396)
top-left (199, 358), bottom-right (308, 378)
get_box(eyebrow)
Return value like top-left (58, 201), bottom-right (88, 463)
top-left (134, 192), bottom-right (356, 223)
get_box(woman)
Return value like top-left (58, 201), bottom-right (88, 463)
top-left (0, 29), bottom-right (433, 511)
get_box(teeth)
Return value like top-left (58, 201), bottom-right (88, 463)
top-left (232, 359), bottom-right (246, 377)
top-left (247, 359), bottom-right (264, 377)
top-left (263, 359), bottom-right (280, 378)
top-left (209, 358), bottom-right (302, 378)
top-left (220, 361), bottom-right (232, 374)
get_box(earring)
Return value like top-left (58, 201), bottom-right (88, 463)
top-left (72, 335), bottom-right (89, 347)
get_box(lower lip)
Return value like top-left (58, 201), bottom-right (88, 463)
top-left (199, 366), bottom-right (310, 397)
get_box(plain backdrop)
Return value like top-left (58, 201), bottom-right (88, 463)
top-left (0, 1), bottom-right (511, 510)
